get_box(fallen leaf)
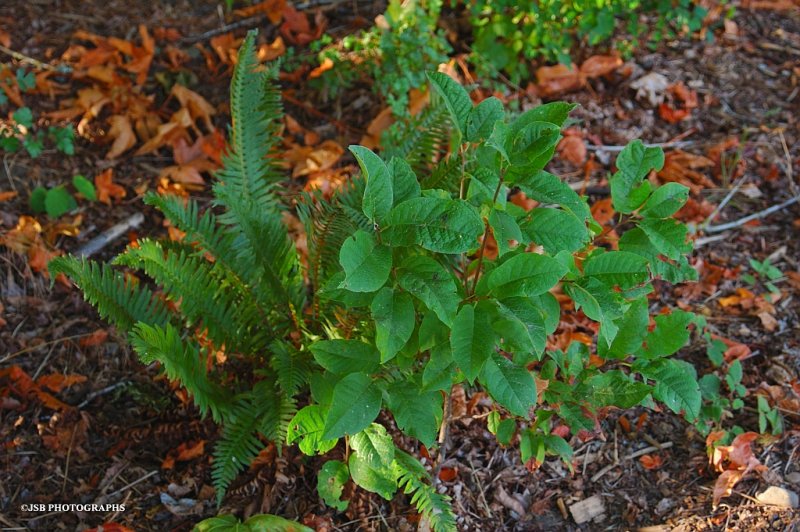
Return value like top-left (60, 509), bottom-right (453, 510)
top-left (0, 190), bottom-right (18, 202)
top-left (639, 454), bottom-right (664, 470)
top-left (79, 329), bottom-right (109, 348)
top-left (95, 169), bottom-right (126, 204)
top-left (579, 55), bottom-right (622, 79)
top-left (106, 115), bottom-right (137, 159)
top-left (536, 63), bottom-right (581, 96)
top-left (309, 57), bottom-right (334, 79)
top-left (658, 103), bottom-right (691, 123)
top-left (757, 311), bottom-right (778, 332)
top-left (37, 374), bottom-right (88, 393)
top-left (557, 134), bottom-right (587, 166)
top-left (235, 0), bottom-right (287, 23)
top-left (438, 467), bottom-right (458, 481)
top-left (258, 36), bottom-right (286, 61)
top-left (360, 107), bottom-right (395, 149)
top-left (171, 84), bottom-right (216, 133)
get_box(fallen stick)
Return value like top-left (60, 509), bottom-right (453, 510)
top-left (76, 212), bottom-right (144, 258)
top-left (704, 195), bottom-right (800, 234)
top-left (590, 441), bottom-right (673, 482)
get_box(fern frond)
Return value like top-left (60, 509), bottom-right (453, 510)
top-left (383, 104), bottom-right (451, 175)
top-left (269, 341), bottom-right (310, 397)
top-left (423, 152), bottom-right (462, 192)
top-left (212, 395), bottom-right (264, 504)
top-left (214, 30), bottom-right (283, 210)
top-left (393, 450), bottom-right (457, 532)
top-left (129, 322), bottom-right (232, 423)
top-left (115, 239), bottom-right (265, 353)
top-left (49, 256), bottom-right (169, 333)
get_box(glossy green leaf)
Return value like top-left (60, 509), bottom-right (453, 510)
top-left (486, 253), bottom-right (567, 298)
top-left (640, 182), bottom-right (689, 218)
top-left (427, 71), bottom-right (472, 137)
top-left (638, 218), bottom-right (692, 260)
top-left (317, 460), bottom-right (349, 511)
top-left (587, 370), bottom-right (652, 407)
top-left (287, 405), bottom-right (337, 456)
top-left (338, 230), bottom-right (392, 292)
top-left (610, 140), bottom-right (663, 213)
top-left (351, 145), bottom-right (393, 223)
top-left (480, 353), bottom-right (537, 417)
top-left (386, 381), bottom-right (443, 448)
top-left (385, 197), bottom-right (483, 254)
top-left (638, 358), bottom-right (700, 421)
top-left (640, 310), bottom-right (694, 358)
top-left (522, 208), bottom-right (589, 254)
top-left (583, 251), bottom-right (649, 289)
top-left (450, 304), bottom-right (495, 382)
top-left (348, 452), bottom-right (397, 500)
top-left (397, 256), bottom-right (460, 326)
top-left (309, 339), bottom-right (380, 375)
top-left (371, 288), bottom-right (415, 362)
top-left (72, 174), bottom-right (97, 201)
top-left (351, 423), bottom-right (395, 470)
top-left (322, 373), bottom-right (382, 440)
top-left (44, 186), bottom-right (77, 218)
top-left (466, 97), bottom-right (504, 142)
top-left (388, 157), bottom-right (420, 205)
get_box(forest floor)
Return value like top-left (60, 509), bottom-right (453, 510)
top-left (1, 1), bottom-right (799, 531)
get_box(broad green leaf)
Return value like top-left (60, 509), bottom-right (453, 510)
top-left (29, 186), bottom-right (47, 213)
top-left (583, 251), bottom-right (649, 289)
top-left (348, 452), bottom-right (397, 500)
top-left (351, 145), bottom-right (392, 223)
top-left (564, 277), bottom-right (626, 345)
top-left (521, 208), bottom-right (589, 254)
top-left (245, 515), bottom-right (314, 532)
top-left (486, 253), bottom-right (567, 298)
top-left (558, 402), bottom-right (596, 433)
top-left (287, 405), bottom-right (337, 456)
top-left (466, 97), bottom-right (503, 142)
top-left (640, 183), bottom-right (689, 218)
top-left (587, 371), bottom-right (652, 407)
top-left (450, 304), bottom-right (495, 382)
top-left (309, 339), bottom-right (380, 375)
top-left (480, 353), bottom-right (537, 417)
top-left (543, 434), bottom-right (574, 463)
top-left (44, 186), bottom-right (77, 218)
top-left (385, 197), bottom-right (483, 254)
top-left (397, 256), bottom-right (460, 326)
top-left (488, 209), bottom-right (523, 257)
top-left (422, 343), bottom-right (455, 392)
top-left (495, 418), bottom-right (516, 445)
top-left (619, 228), bottom-right (698, 283)
top-left (371, 288), bottom-right (415, 362)
top-left (427, 71), bottom-right (472, 137)
top-left (640, 310), bottom-right (694, 358)
top-left (351, 423), bottom-right (395, 469)
top-left (72, 174), bottom-right (97, 201)
top-left (638, 218), bottom-right (692, 260)
top-left (598, 298), bottom-right (648, 359)
top-left (610, 140), bottom-right (663, 213)
top-left (322, 373), bottom-right (382, 440)
top-left (515, 171), bottom-right (591, 221)
top-left (485, 120), bottom-right (511, 161)
top-left (338, 230), bottom-right (391, 292)
top-left (388, 157), bottom-right (420, 205)
top-left (511, 102), bottom-right (577, 131)
top-left (493, 297), bottom-right (547, 358)
top-left (638, 358), bottom-right (701, 421)
top-left (507, 122), bottom-right (561, 172)
top-left (12, 107), bottom-right (33, 128)
top-left (386, 381), bottom-right (443, 447)
top-left (317, 460), bottom-right (349, 511)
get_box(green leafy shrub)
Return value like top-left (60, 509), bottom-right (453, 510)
top-left (30, 175), bottom-right (96, 218)
top-left (1, 106), bottom-right (75, 157)
top-left (52, 30), bottom-right (711, 530)
top-left (313, 0), bottom-right (450, 115)
top-left (470, 0), bottom-right (719, 82)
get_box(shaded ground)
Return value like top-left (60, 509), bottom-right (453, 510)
top-left (1, 1), bottom-right (799, 531)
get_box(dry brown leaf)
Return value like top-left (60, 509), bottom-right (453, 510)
top-left (171, 84), bottom-right (216, 132)
top-left (106, 115), bottom-right (137, 159)
top-left (235, 0), bottom-right (287, 23)
top-left (95, 169), bottom-right (126, 205)
top-left (37, 374), bottom-right (88, 393)
top-left (360, 107), bottom-right (395, 150)
top-left (557, 134), bottom-right (587, 166)
top-left (536, 64), bottom-right (581, 97)
top-left (79, 329), bottom-right (109, 348)
top-left (258, 36), bottom-right (286, 61)
top-left (579, 55), bottom-right (622, 79)
top-left (0, 28), bottom-right (10, 48)
top-left (0, 190), bottom-right (18, 202)
top-left (309, 57), bottom-right (334, 79)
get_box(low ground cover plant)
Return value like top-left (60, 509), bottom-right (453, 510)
top-left (52, 30), bottom-right (726, 530)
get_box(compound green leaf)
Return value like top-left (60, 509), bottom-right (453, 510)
top-left (371, 288), bottom-right (415, 363)
top-left (487, 253), bottom-right (567, 298)
top-left (427, 71), bottom-right (472, 137)
top-left (521, 208), bottom-right (590, 254)
top-left (388, 157), bottom-right (420, 205)
top-left (480, 353), bottom-right (537, 418)
top-left (640, 182), bottom-right (689, 218)
top-left (450, 304), bottom-right (495, 382)
top-left (309, 339), bottom-right (380, 375)
top-left (385, 197), bottom-right (483, 254)
top-left (351, 423), bottom-right (395, 469)
top-left (287, 405), bottom-right (337, 456)
top-left (397, 256), bottom-right (460, 326)
top-left (351, 145), bottom-right (392, 223)
top-left (348, 451), bottom-right (397, 500)
top-left (583, 251), bottom-right (649, 289)
top-left (322, 373), bottom-right (382, 440)
top-left (339, 230), bottom-right (392, 292)
top-left (466, 97), bottom-right (504, 142)
top-left (610, 140), bottom-right (663, 213)
top-left (638, 218), bottom-right (692, 260)
top-left (317, 460), bottom-right (349, 511)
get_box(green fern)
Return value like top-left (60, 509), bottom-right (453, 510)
top-left (130, 323), bottom-right (232, 423)
top-left (393, 450), bottom-right (457, 532)
top-left (48, 256), bottom-right (169, 333)
top-left (211, 395), bottom-right (265, 503)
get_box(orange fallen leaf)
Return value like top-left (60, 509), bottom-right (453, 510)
top-left (37, 374), bottom-right (88, 393)
top-left (0, 28), bottom-right (10, 48)
top-left (639, 454), bottom-right (664, 470)
top-left (536, 63), bottom-right (581, 97)
top-left (175, 439), bottom-right (206, 461)
top-left (95, 169), bottom-right (126, 204)
top-left (79, 329), bottom-right (109, 348)
top-left (658, 103), bottom-right (690, 123)
top-left (258, 36), bottom-right (286, 61)
top-left (557, 134), bottom-right (587, 166)
top-left (438, 467), bottom-right (458, 482)
top-left (0, 190), bottom-right (18, 202)
top-left (171, 84), bottom-right (216, 133)
top-left (106, 115), bottom-right (137, 159)
top-left (360, 107), bottom-right (395, 150)
top-left (235, 0), bottom-right (287, 23)
top-left (309, 57), bottom-right (334, 79)
top-left (579, 55), bottom-right (622, 79)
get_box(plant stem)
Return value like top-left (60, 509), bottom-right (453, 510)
top-left (469, 173), bottom-right (505, 296)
